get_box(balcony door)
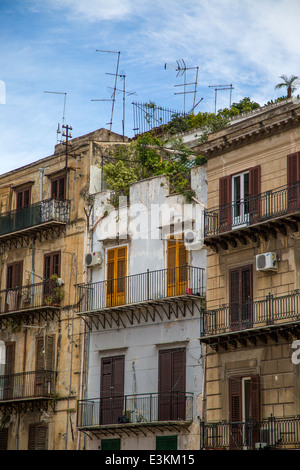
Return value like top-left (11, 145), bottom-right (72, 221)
top-left (106, 246), bottom-right (127, 307)
top-left (100, 355), bottom-right (124, 425)
top-left (158, 348), bottom-right (186, 421)
top-left (229, 265), bottom-right (253, 331)
top-left (5, 261), bottom-right (23, 312)
top-left (167, 236), bottom-right (188, 297)
top-left (229, 375), bottom-right (260, 449)
top-left (43, 251), bottom-right (61, 301)
top-left (35, 336), bottom-right (55, 397)
top-left (232, 171), bottom-right (250, 228)
top-left (2, 342), bottom-right (15, 400)
top-left (287, 152), bottom-right (300, 211)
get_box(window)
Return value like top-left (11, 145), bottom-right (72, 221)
top-left (106, 246), bottom-right (127, 307)
top-left (2, 342), bottom-right (15, 400)
top-left (44, 251), bottom-right (61, 298)
top-left (28, 424), bottom-right (48, 450)
top-left (156, 435), bottom-right (177, 450)
top-left (219, 165), bottom-right (260, 231)
top-left (158, 348), bottom-right (186, 421)
top-left (287, 152), bottom-right (300, 210)
top-left (100, 355), bottom-right (125, 425)
top-left (51, 174), bottom-right (66, 200)
top-left (101, 438), bottom-right (121, 450)
top-left (229, 265), bottom-right (253, 330)
top-left (16, 187), bottom-right (31, 209)
top-left (6, 262), bottom-right (23, 311)
top-left (229, 375), bottom-right (260, 448)
top-left (35, 336), bottom-right (55, 397)
top-left (167, 236), bottom-right (188, 296)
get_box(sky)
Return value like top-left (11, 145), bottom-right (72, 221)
top-left (1, 0), bottom-right (300, 174)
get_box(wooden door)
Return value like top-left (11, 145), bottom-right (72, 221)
top-left (100, 355), bottom-right (125, 425)
top-left (167, 237), bottom-right (188, 297)
top-left (229, 265), bottom-right (253, 330)
top-left (35, 336), bottom-right (55, 397)
top-left (3, 343), bottom-right (15, 400)
top-left (6, 262), bottom-right (22, 312)
top-left (287, 152), bottom-right (300, 211)
top-left (106, 247), bottom-right (127, 307)
top-left (158, 348), bottom-right (186, 421)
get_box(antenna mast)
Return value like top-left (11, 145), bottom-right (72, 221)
top-left (92, 50), bottom-right (121, 133)
top-left (44, 91), bottom-right (67, 143)
top-left (164, 59), bottom-right (200, 114)
top-left (208, 84), bottom-right (234, 113)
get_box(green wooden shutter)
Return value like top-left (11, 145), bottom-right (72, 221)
top-left (156, 435), bottom-right (177, 450)
top-left (101, 438), bottom-right (121, 450)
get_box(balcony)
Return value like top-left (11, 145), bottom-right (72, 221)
top-left (0, 198), bottom-right (70, 249)
top-left (0, 370), bottom-right (56, 413)
top-left (76, 266), bottom-right (205, 328)
top-left (204, 182), bottom-right (300, 251)
top-left (200, 417), bottom-right (300, 450)
top-left (0, 280), bottom-right (62, 327)
top-left (77, 392), bottom-right (193, 437)
top-left (200, 291), bottom-right (300, 349)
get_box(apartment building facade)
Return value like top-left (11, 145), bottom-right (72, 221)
top-left (197, 99), bottom-right (300, 450)
top-left (76, 165), bottom-right (207, 450)
top-left (0, 127), bottom-right (127, 450)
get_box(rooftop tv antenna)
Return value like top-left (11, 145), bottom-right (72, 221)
top-left (106, 74), bottom-right (136, 140)
top-left (44, 91), bottom-right (67, 143)
top-left (92, 50), bottom-right (121, 133)
top-left (209, 84), bottom-right (234, 113)
top-left (164, 59), bottom-right (200, 114)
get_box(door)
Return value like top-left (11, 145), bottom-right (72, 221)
top-left (287, 152), bottom-right (300, 211)
top-left (6, 262), bottom-right (22, 312)
top-left (232, 171), bottom-right (250, 227)
top-left (229, 375), bottom-right (260, 449)
top-left (167, 236), bottom-right (188, 297)
top-left (158, 348), bottom-right (186, 421)
top-left (106, 247), bottom-right (127, 307)
top-left (100, 355), bottom-right (125, 425)
top-left (43, 251), bottom-right (61, 301)
top-left (35, 336), bottom-right (55, 397)
top-left (3, 343), bottom-right (15, 400)
top-left (229, 265), bottom-right (253, 330)
top-left (51, 174), bottom-right (66, 200)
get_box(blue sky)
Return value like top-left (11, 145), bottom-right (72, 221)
top-left (1, 0), bottom-right (300, 174)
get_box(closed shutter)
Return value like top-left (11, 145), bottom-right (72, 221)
top-left (250, 374), bottom-right (260, 421)
top-left (287, 152), bottom-right (300, 210)
top-left (229, 266), bottom-right (253, 330)
top-left (156, 435), bottom-right (177, 450)
top-left (219, 175), bottom-right (231, 231)
top-left (0, 428), bottom-right (8, 450)
top-left (106, 247), bottom-right (127, 306)
top-left (229, 376), bottom-right (242, 448)
top-left (158, 348), bottom-right (186, 421)
top-left (35, 336), bottom-right (55, 396)
top-left (101, 438), bottom-right (121, 450)
top-left (167, 237), bottom-right (188, 296)
top-left (4, 343), bottom-right (15, 400)
top-left (28, 424), bottom-right (48, 450)
top-left (249, 165), bottom-right (261, 222)
top-left (100, 355), bottom-right (125, 425)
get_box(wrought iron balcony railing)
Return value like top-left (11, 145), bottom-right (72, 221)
top-left (201, 291), bottom-right (300, 337)
top-left (76, 265), bottom-right (205, 313)
top-left (200, 417), bottom-right (300, 449)
top-left (204, 182), bottom-right (300, 237)
top-left (77, 392), bottom-right (193, 428)
top-left (0, 370), bottom-right (56, 402)
top-left (0, 280), bottom-right (63, 315)
top-left (0, 198), bottom-right (70, 237)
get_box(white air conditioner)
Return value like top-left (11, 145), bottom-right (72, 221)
top-left (256, 252), bottom-right (277, 272)
top-left (85, 251), bottom-right (103, 267)
top-left (184, 230), bottom-right (203, 250)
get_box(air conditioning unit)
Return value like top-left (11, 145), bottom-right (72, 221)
top-left (184, 230), bottom-right (203, 250)
top-left (85, 251), bottom-right (103, 267)
top-left (256, 252), bottom-right (277, 272)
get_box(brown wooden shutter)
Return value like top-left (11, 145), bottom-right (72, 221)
top-left (0, 428), bottom-right (8, 450)
top-left (158, 348), bottom-right (186, 421)
top-left (229, 266), bottom-right (252, 330)
top-left (4, 342), bottom-right (15, 400)
top-left (250, 374), bottom-right (260, 421)
top-left (100, 355), bottom-right (125, 425)
top-left (287, 152), bottom-right (300, 210)
top-left (219, 175), bottom-right (231, 231)
top-left (28, 424), bottom-right (48, 450)
top-left (229, 376), bottom-right (242, 422)
top-left (45, 336), bottom-right (55, 370)
top-left (249, 165), bottom-right (261, 222)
